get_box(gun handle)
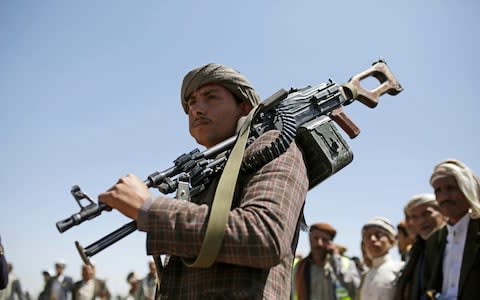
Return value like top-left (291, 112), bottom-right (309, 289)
top-left (344, 59), bottom-right (403, 108)
top-left (330, 107), bottom-right (360, 139)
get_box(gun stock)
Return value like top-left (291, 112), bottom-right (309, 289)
top-left (343, 59), bottom-right (403, 108)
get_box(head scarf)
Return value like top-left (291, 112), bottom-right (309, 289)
top-left (180, 63), bottom-right (261, 113)
top-left (430, 159), bottom-right (480, 219)
top-left (404, 193), bottom-right (437, 216)
top-left (362, 216), bottom-right (397, 241)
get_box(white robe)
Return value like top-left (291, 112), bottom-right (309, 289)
top-left (359, 254), bottom-right (403, 300)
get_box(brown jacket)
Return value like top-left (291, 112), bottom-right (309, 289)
top-left (138, 131), bottom-right (309, 299)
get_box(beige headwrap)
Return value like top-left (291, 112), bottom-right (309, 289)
top-left (180, 63), bottom-right (261, 113)
top-left (430, 159), bottom-right (480, 219)
top-left (362, 216), bottom-right (397, 241)
top-left (404, 193), bottom-right (437, 216)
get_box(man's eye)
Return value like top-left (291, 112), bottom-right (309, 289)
top-left (447, 185), bottom-right (458, 192)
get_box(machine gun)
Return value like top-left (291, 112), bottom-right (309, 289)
top-left (56, 59), bottom-right (403, 265)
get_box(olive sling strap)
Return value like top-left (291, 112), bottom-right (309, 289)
top-left (183, 107), bottom-right (258, 268)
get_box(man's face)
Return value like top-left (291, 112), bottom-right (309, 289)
top-left (128, 273), bottom-right (139, 287)
top-left (362, 227), bottom-right (394, 259)
top-left (432, 175), bottom-right (470, 225)
top-left (55, 264), bottom-right (64, 275)
top-left (405, 215), bottom-right (416, 237)
top-left (309, 229), bottom-right (334, 261)
top-left (148, 261), bottom-right (156, 274)
top-left (81, 265), bottom-right (94, 281)
top-left (397, 229), bottom-right (413, 253)
top-left (187, 84), bottom-right (251, 148)
top-left (409, 204), bottom-right (445, 239)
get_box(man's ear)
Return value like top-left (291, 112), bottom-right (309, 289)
top-left (240, 102), bottom-right (253, 116)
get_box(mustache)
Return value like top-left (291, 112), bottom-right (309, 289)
top-left (439, 199), bottom-right (455, 207)
top-left (191, 116), bottom-right (212, 126)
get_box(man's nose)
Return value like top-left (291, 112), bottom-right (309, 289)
top-left (189, 99), bottom-right (208, 116)
top-left (435, 191), bottom-right (447, 203)
top-left (418, 216), bottom-right (428, 225)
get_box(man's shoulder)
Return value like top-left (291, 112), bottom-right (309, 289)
top-left (94, 278), bottom-right (107, 287)
top-left (383, 256), bottom-right (404, 270)
top-left (470, 217), bottom-right (480, 230)
top-left (245, 130), bottom-right (280, 153)
top-left (9, 272), bottom-right (18, 281)
top-left (426, 225), bottom-right (447, 244)
top-left (245, 130), bottom-right (302, 159)
top-left (466, 218), bottom-right (480, 244)
top-left (423, 226), bottom-right (448, 262)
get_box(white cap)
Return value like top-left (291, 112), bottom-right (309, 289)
top-left (362, 216), bottom-right (397, 240)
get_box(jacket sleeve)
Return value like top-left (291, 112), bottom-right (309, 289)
top-left (138, 131), bottom-right (309, 268)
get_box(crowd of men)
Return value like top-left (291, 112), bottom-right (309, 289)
top-left (292, 158), bottom-right (479, 300)
top-left (0, 259), bottom-right (158, 300)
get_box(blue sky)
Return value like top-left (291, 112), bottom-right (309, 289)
top-left (1, 0), bottom-right (479, 297)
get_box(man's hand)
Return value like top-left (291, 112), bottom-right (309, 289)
top-left (325, 241), bottom-right (336, 255)
top-left (98, 174), bottom-right (152, 220)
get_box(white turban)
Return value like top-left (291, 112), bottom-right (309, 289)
top-left (362, 216), bottom-right (397, 240)
top-left (430, 159), bottom-right (480, 219)
top-left (404, 193), bottom-right (437, 216)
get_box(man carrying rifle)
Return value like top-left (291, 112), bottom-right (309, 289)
top-left (99, 63), bottom-right (309, 299)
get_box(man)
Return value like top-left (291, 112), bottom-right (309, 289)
top-left (396, 220), bottom-right (415, 261)
top-left (424, 159), bottom-right (480, 300)
top-left (0, 236), bottom-right (7, 290)
top-left (394, 193), bottom-right (446, 300)
top-left (293, 223), bottom-right (360, 300)
top-left (99, 63), bottom-right (309, 298)
top-left (359, 217), bottom-right (403, 300)
top-left (71, 264), bottom-right (110, 300)
top-left (0, 263), bottom-right (24, 300)
top-left (38, 270), bottom-right (53, 300)
top-left (49, 260), bottom-right (73, 300)
top-left (139, 261), bottom-right (157, 300)
top-left (124, 272), bottom-right (142, 300)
